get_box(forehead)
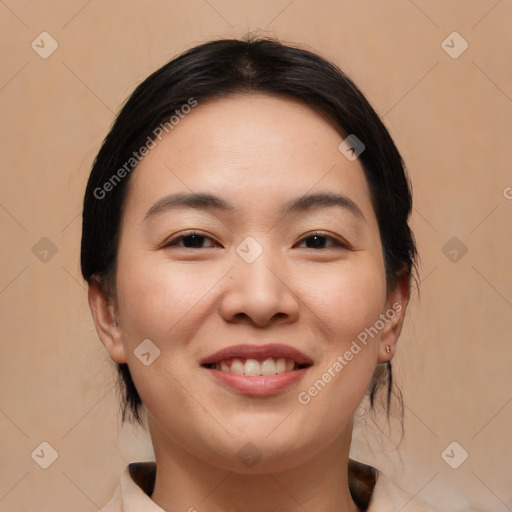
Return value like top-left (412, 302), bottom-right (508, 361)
top-left (123, 93), bottom-right (375, 222)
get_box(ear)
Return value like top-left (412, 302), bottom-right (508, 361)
top-left (377, 269), bottom-right (411, 363)
top-left (87, 276), bottom-right (127, 364)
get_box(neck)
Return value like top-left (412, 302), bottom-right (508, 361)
top-left (148, 418), bottom-right (360, 512)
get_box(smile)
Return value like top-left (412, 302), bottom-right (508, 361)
top-left (200, 344), bottom-right (313, 396)
top-left (203, 357), bottom-right (310, 375)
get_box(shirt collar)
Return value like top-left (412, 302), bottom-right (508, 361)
top-left (111, 459), bottom-right (428, 512)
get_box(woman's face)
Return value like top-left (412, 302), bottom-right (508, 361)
top-left (94, 93), bottom-right (408, 472)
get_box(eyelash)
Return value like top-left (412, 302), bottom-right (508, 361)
top-left (161, 231), bottom-right (350, 250)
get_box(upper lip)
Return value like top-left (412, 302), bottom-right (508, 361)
top-left (200, 343), bottom-right (313, 366)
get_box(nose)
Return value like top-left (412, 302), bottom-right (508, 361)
top-left (219, 249), bottom-right (300, 327)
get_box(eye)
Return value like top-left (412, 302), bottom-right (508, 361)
top-left (161, 231), bottom-right (349, 250)
top-left (161, 231), bottom-right (220, 249)
top-left (295, 232), bottom-right (350, 250)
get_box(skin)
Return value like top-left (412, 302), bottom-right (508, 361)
top-left (88, 93), bottom-right (410, 512)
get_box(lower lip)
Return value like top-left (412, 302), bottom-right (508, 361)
top-left (203, 367), bottom-right (310, 396)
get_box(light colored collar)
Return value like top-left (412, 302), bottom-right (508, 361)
top-left (101, 460), bottom-right (432, 511)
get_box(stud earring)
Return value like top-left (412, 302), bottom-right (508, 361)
top-left (386, 345), bottom-right (391, 355)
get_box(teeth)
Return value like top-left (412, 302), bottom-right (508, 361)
top-left (214, 357), bottom-right (299, 376)
top-left (260, 358), bottom-right (276, 376)
top-left (276, 358), bottom-right (286, 373)
top-left (230, 359), bottom-right (245, 374)
top-left (244, 359), bottom-right (260, 376)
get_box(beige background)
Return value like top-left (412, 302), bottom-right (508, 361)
top-left (1, 1), bottom-right (511, 511)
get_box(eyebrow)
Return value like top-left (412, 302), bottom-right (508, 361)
top-left (144, 191), bottom-right (365, 221)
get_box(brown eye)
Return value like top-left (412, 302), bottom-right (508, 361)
top-left (296, 232), bottom-right (349, 250)
top-left (162, 231), bottom-right (219, 249)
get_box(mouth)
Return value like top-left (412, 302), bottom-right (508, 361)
top-left (203, 357), bottom-right (311, 376)
top-left (200, 343), bottom-right (313, 376)
top-left (200, 343), bottom-right (313, 396)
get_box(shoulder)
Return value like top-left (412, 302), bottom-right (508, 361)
top-left (349, 459), bottom-right (433, 512)
top-left (369, 473), bottom-right (433, 511)
top-left (100, 461), bottom-right (160, 512)
top-left (363, 465), bottom-right (433, 511)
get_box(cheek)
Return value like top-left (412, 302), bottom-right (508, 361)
top-left (300, 257), bottom-right (387, 341)
top-left (293, 257), bottom-right (386, 415)
top-left (116, 256), bottom-right (222, 341)
top-left (114, 259), bottom-right (208, 424)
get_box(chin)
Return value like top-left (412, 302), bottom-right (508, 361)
top-left (199, 434), bottom-right (320, 475)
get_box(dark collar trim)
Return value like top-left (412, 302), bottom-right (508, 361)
top-left (129, 458), bottom-right (378, 509)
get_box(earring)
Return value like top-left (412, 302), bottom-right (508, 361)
top-left (386, 345), bottom-right (391, 355)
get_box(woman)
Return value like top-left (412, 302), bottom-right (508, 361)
top-left (81, 36), bottom-right (429, 511)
